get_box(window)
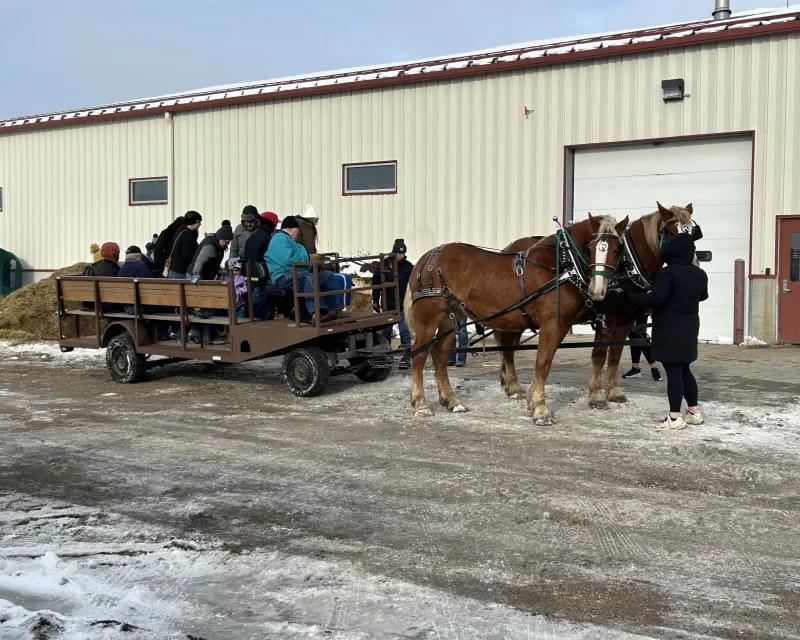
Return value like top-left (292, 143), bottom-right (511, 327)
top-left (343, 161), bottom-right (397, 195)
top-left (129, 177), bottom-right (168, 205)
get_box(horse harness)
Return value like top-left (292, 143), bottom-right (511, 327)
top-left (411, 227), bottom-right (620, 337)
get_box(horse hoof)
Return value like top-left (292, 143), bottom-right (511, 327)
top-left (414, 407), bottom-right (433, 418)
top-left (509, 392), bottom-right (524, 400)
top-left (589, 399), bottom-right (608, 410)
top-left (534, 416), bottom-right (553, 426)
top-left (608, 394), bottom-right (628, 404)
top-left (450, 404), bottom-right (468, 413)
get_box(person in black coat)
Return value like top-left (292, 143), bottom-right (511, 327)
top-left (243, 211), bottom-right (279, 320)
top-left (627, 233), bottom-right (709, 430)
top-left (372, 239), bottom-right (414, 368)
top-left (167, 210), bottom-right (203, 278)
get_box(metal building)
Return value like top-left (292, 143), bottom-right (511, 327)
top-left (1, 5), bottom-right (799, 343)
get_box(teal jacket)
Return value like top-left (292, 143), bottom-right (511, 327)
top-left (266, 231), bottom-right (310, 283)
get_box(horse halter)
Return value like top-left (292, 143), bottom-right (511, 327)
top-left (586, 232), bottom-right (623, 280)
top-left (658, 216), bottom-right (696, 249)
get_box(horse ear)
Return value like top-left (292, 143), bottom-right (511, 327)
top-left (615, 216), bottom-right (629, 236)
top-left (685, 203), bottom-right (694, 215)
top-left (657, 202), bottom-right (671, 218)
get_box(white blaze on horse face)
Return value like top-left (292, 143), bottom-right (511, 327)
top-left (591, 239), bottom-right (609, 301)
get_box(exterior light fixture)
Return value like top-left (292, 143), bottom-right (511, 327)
top-left (661, 78), bottom-right (685, 102)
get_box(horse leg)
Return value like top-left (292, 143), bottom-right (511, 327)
top-left (409, 316), bottom-right (439, 418)
top-left (589, 337), bottom-right (609, 409)
top-left (605, 339), bottom-right (628, 403)
top-left (498, 331), bottom-right (524, 398)
top-left (527, 323), bottom-right (569, 424)
top-left (431, 321), bottom-right (467, 412)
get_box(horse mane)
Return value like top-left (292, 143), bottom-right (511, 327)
top-left (640, 206), bottom-right (692, 253)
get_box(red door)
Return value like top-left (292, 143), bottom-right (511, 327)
top-left (777, 217), bottom-right (800, 344)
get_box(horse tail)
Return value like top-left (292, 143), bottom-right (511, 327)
top-left (403, 284), bottom-right (417, 341)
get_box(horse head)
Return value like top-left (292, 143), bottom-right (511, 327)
top-left (656, 201), bottom-right (695, 243)
top-left (586, 213), bottom-right (629, 301)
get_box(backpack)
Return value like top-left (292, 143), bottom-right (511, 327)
top-left (152, 216), bottom-right (185, 272)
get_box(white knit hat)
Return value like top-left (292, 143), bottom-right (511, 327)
top-left (299, 203), bottom-right (319, 222)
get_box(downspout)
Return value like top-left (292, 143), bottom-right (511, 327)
top-left (165, 111), bottom-right (175, 219)
top-left (712, 0), bottom-right (732, 20)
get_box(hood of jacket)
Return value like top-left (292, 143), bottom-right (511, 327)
top-left (662, 233), bottom-right (696, 265)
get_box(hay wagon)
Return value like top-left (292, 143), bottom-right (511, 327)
top-left (56, 254), bottom-right (400, 396)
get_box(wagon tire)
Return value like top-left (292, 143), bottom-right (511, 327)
top-left (353, 333), bottom-right (394, 383)
top-left (282, 346), bottom-right (330, 397)
top-left (106, 333), bottom-right (147, 383)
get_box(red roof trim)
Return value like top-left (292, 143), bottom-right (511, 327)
top-left (2, 11), bottom-right (799, 134)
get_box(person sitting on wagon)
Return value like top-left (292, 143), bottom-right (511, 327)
top-left (90, 242), bottom-right (121, 277)
top-left (243, 211), bottom-right (279, 320)
top-left (266, 215), bottom-right (342, 322)
top-left (224, 257), bottom-right (248, 314)
top-left (185, 225), bottom-right (234, 344)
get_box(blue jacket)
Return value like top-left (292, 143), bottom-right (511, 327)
top-left (118, 259), bottom-right (153, 279)
top-left (266, 231), bottom-right (310, 283)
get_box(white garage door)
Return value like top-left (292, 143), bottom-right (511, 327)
top-left (571, 137), bottom-right (752, 341)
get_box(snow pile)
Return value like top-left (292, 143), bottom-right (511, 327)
top-left (740, 335), bottom-right (767, 346)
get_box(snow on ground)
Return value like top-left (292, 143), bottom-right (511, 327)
top-left (0, 495), bottom-right (651, 640)
top-left (1, 339), bottom-right (799, 639)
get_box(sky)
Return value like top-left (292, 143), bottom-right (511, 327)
top-left (0, 0), bottom-right (791, 120)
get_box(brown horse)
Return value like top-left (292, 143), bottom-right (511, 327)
top-left (500, 203), bottom-right (695, 408)
top-left (406, 213), bottom-right (628, 423)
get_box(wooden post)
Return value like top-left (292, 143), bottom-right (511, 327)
top-left (733, 258), bottom-right (745, 345)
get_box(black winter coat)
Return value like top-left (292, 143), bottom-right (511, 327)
top-left (244, 226), bottom-right (274, 280)
top-left (372, 258), bottom-right (414, 311)
top-left (187, 235), bottom-right (225, 281)
top-left (91, 259), bottom-right (120, 277)
top-left (169, 227), bottom-right (200, 275)
top-left (627, 234), bottom-right (708, 363)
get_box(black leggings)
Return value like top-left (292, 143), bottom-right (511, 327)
top-left (630, 326), bottom-right (654, 365)
top-left (663, 363), bottom-right (698, 412)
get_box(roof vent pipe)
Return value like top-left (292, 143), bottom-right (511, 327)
top-left (712, 0), bottom-right (732, 20)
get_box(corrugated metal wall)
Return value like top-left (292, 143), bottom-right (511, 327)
top-left (0, 117), bottom-right (171, 272)
top-left (1, 32), bottom-right (797, 278)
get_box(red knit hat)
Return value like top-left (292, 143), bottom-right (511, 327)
top-left (260, 211), bottom-right (279, 226)
top-left (100, 242), bottom-right (120, 262)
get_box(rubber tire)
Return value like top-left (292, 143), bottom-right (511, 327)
top-left (106, 333), bottom-right (147, 383)
top-left (354, 333), bottom-right (394, 383)
top-left (282, 346), bottom-right (330, 397)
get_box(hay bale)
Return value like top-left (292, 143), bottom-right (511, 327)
top-left (350, 276), bottom-right (375, 313)
top-left (0, 263), bottom-right (89, 341)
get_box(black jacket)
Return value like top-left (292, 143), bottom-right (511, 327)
top-left (187, 235), bottom-right (225, 281)
top-left (91, 259), bottom-right (120, 277)
top-left (244, 226), bottom-right (274, 280)
top-left (627, 234), bottom-right (708, 363)
top-left (169, 227), bottom-right (199, 275)
top-left (372, 258), bottom-right (414, 311)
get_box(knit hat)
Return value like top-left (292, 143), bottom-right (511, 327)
top-left (100, 242), bottom-right (120, 262)
top-left (221, 219), bottom-right (231, 227)
top-left (392, 238), bottom-right (407, 254)
top-left (280, 215), bottom-right (299, 229)
top-left (260, 211), bottom-right (279, 227)
top-left (227, 257), bottom-right (242, 269)
top-left (125, 245), bottom-right (142, 258)
top-left (298, 204), bottom-right (319, 222)
top-left (216, 225), bottom-right (234, 241)
top-left (184, 210), bottom-right (202, 225)
top-left (241, 205), bottom-right (259, 223)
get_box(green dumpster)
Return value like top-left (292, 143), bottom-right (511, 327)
top-left (0, 248), bottom-right (23, 296)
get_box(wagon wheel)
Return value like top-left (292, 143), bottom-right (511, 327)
top-left (282, 346), bottom-right (330, 397)
top-left (106, 333), bottom-right (147, 383)
top-left (353, 333), bottom-right (394, 383)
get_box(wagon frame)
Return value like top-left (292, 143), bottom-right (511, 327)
top-left (56, 253), bottom-right (401, 396)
